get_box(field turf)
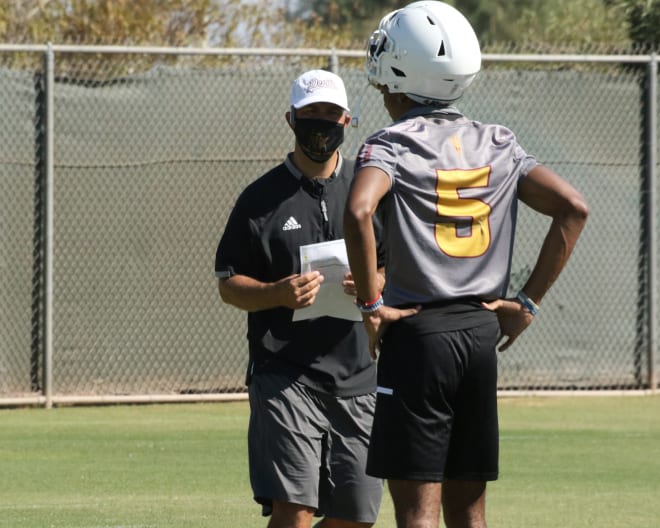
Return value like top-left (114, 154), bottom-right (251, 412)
top-left (0, 395), bottom-right (658, 527)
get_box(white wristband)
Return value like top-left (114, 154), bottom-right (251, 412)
top-left (517, 291), bottom-right (539, 316)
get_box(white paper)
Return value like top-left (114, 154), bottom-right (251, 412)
top-left (293, 239), bottom-right (362, 322)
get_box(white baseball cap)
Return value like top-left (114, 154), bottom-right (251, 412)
top-left (290, 69), bottom-right (350, 112)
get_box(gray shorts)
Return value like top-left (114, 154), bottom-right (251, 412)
top-left (247, 372), bottom-right (383, 523)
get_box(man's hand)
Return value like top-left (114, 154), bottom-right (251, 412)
top-left (342, 271), bottom-right (385, 297)
top-left (481, 298), bottom-right (535, 351)
top-left (275, 271), bottom-right (324, 309)
top-left (363, 305), bottom-right (420, 359)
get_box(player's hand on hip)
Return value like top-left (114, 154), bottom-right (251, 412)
top-left (481, 298), bottom-right (534, 351)
top-left (363, 305), bottom-right (421, 359)
top-left (275, 271), bottom-right (324, 309)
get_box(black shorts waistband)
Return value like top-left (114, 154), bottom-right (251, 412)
top-left (396, 296), bottom-right (484, 312)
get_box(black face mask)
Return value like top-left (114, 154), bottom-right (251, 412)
top-left (293, 118), bottom-right (345, 163)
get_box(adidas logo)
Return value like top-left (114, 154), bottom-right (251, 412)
top-left (282, 216), bottom-right (302, 231)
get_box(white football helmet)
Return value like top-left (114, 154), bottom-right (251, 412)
top-left (366, 1), bottom-right (481, 104)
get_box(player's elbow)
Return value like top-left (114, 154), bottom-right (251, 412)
top-left (557, 192), bottom-right (589, 241)
top-left (567, 192), bottom-right (589, 226)
top-left (344, 200), bottom-right (372, 231)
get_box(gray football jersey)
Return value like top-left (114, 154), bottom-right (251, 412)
top-left (356, 106), bottom-right (538, 306)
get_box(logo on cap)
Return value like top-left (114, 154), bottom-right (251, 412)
top-left (305, 77), bottom-right (338, 93)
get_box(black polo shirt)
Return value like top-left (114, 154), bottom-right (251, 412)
top-left (215, 154), bottom-right (383, 397)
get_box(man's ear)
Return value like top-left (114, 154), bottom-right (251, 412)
top-left (343, 115), bottom-right (352, 128)
top-left (285, 111), bottom-right (294, 129)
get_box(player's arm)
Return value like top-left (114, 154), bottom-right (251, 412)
top-left (516, 164), bottom-right (589, 304)
top-left (344, 166), bottom-right (419, 357)
top-left (483, 164), bottom-right (588, 351)
top-left (343, 166), bottom-right (390, 303)
top-left (218, 271), bottom-right (324, 312)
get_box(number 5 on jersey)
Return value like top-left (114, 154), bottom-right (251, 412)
top-left (435, 167), bottom-right (492, 258)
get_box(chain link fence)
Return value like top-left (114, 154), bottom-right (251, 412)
top-left (0, 45), bottom-right (658, 406)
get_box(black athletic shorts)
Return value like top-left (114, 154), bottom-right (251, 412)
top-left (366, 306), bottom-right (500, 482)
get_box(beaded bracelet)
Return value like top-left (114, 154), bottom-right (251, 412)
top-left (356, 293), bottom-right (384, 313)
top-left (517, 291), bottom-right (539, 316)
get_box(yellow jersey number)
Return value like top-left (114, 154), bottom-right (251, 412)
top-left (435, 167), bottom-right (492, 258)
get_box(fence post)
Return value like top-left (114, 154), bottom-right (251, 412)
top-left (647, 53), bottom-right (658, 391)
top-left (328, 48), bottom-right (338, 74)
top-left (43, 43), bottom-right (55, 408)
top-left (31, 67), bottom-right (45, 394)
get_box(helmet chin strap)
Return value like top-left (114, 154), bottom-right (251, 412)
top-left (407, 93), bottom-right (452, 107)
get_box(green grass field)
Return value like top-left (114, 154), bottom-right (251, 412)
top-left (1, 395), bottom-right (659, 528)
